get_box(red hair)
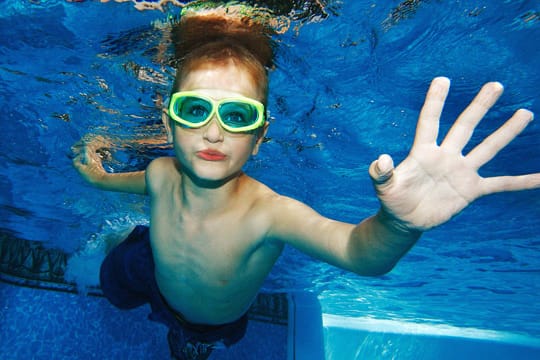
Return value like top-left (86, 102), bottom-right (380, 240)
top-left (170, 9), bottom-right (275, 105)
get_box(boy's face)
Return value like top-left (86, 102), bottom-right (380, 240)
top-left (166, 62), bottom-right (268, 184)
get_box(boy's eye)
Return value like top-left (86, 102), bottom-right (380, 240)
top-left (187, 105), bottom-right (209, 119)
top-left (222, 111), bottom-right (248, 125)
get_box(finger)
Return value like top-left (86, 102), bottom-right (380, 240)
top-left (466, 109), bottom-right (534, 169)
top-left (441, 82), bottom-right (503, 153)
top-left (369, 154), bottom-right (395, 185)
top-left (71, 140), bottom-right (85, 154)
top-left (481, 173), bottom-right (540, 195)
top-left (412, 77), bottom-right (450, 148)
top-left (72, 153), bottom-right (86, 167)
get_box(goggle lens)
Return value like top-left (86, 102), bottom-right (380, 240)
top-left (175, 96), bottom-right (212, 124)
top-left (219, 102), bottom-right (259, 128)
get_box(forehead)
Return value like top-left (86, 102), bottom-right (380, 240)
top-left (179, 62), bottom-right (262, 100)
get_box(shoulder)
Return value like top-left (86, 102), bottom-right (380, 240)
top-left (247, 179), bottom-right (308, 212)
top-left (238, 176), bottom-right (283, 221)
top-left (246, 179), bottom-right (305, 212)
top-left (147, 156), bottom-right (177, 172)
top-left (244, 177), bottom-right (282, 208)
top-left (145, 157), bottom-right (180, 194)
top-left (247, 181), bottom-right (316, 234)
top-left (252, 185), bottom-right (349, 245)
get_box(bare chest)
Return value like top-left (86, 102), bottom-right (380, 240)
top-left (151, 208), bottom-right (264, 282)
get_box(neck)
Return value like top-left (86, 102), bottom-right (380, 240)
top-left (179, 168), bottom-right (244, 216)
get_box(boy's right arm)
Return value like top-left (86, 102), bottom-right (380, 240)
top-left (72, 136), bottom-right (147, 195)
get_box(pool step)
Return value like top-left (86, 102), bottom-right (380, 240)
top-left (287, 292), bottom-right (325, 360)
top-left (323, 314), bottom-right (540, 359)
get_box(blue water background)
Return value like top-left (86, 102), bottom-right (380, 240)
top-left (1, 0), bottom-right (539, 341)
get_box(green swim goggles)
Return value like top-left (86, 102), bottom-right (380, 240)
top-left (168, 91), bottom-right (266, 133)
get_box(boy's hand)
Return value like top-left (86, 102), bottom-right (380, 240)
top-left (71, 136), bottom-right (113, 186)
top-left (369, 77), bottom-right (539, 232)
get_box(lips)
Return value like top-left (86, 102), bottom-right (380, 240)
top-left (196, 149), bottom-right (227, 161)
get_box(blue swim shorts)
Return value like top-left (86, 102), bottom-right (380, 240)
top-left (99, 225), bottom-right (248, 360)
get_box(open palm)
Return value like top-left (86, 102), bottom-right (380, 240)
top-left (370, 77), bottom-right (540, 231)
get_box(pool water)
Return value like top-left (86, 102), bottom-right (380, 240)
top-left (1, 0), bottom-right (539, 358)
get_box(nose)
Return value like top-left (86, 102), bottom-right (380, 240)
top-left (203, 115), bottom-right (224, 143)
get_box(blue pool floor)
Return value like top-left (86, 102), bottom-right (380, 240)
top-left (0, 283), bottom-right (287, 359)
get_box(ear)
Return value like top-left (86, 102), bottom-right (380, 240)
top-left (162, 108), bottom-right (174, 143)
top-left (252, 121), bottom-right (269, 156)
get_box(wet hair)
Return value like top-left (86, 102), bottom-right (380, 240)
top-left (170, 8), bottom-right (275, 106)
top-left (173, 40), bottom-right (269, 105)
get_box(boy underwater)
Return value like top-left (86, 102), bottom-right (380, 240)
top-left (72, 5), bottom-right (540, 360)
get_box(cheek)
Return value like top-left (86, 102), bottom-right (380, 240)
top-left (173, 125), bottom-right (196, 142)
top-left (172, 128), bottom-right (195, 155)
top-left (230, 137), bottom-right (258, 162)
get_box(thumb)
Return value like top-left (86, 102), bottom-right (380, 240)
top-left (369, 154), bottom-right (394, 185)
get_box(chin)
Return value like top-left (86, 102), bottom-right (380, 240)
top-left (190, 166), bottom-right (241, 187)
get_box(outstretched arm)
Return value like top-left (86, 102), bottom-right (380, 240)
top-left (370, 77), bottom-right (539, 232)
top-left (72, 136), bottom-right (147, 195)
top-left (271, 77), bottom-right (538, 276)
